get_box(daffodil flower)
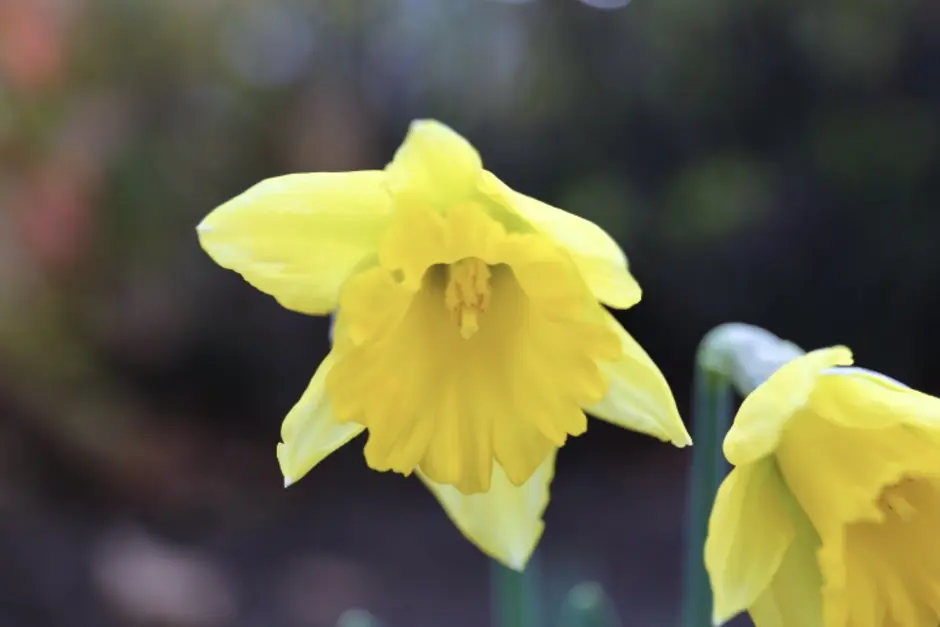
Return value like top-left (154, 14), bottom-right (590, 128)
top-left (197, 120), bottom-right (691, 570)
top-left (706, 347), bottom-right (940, 626)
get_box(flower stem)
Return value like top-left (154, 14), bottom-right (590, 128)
top-left (679, 367), bottom-right (732, 627)
top-left (491, 560), bottom-right (539, 627)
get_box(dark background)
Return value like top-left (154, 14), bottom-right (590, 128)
top-left (1, 0), bottom-right (938, 625)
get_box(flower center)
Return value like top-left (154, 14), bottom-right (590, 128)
top-left (444, 257), bottom-right (491, 339)
top-left (327, 202), bottom-right (621, 493)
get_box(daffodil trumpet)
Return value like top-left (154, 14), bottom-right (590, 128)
top-left (197, 119), bottom-right (691, 571)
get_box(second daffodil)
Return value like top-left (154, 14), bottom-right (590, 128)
top-left (197, 120), bottom-right (691, 570)
top-left (706, 346), bottom-right (940, 626)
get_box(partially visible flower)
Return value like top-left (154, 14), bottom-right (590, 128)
top-left (197, 120), bottom-right (690, 569)
top-left (706, 347), bottom-right (940, 626)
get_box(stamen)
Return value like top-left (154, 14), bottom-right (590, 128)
top-left (444, 257), bottom-right (491, 339)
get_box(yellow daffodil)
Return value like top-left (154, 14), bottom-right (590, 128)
top-left (197, 120), bottom-right (690, 569)
top-left (706, 346), bottom-right (940, 626)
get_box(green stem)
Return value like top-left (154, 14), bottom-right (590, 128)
top-left (491, 560), bottom-right (539, 627)
top-left (680, 368), bottom-right (732, 627)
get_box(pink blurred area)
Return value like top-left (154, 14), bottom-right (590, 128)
top-left (0, 0), bottom-right (69, 92)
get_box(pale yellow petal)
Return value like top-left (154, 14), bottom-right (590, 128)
top-left (197, 172), bottom-right (391, 315)
top-left (419, 452), bottom-right (556, 571)
top-left (812, 366), bottom-right (940, 433)
top-left (723, 346), bottom-right (853, 466)
top-left (705, 460), bottom-right (795, 626)
top-left (277, 352), bottom-right (364, 486)
top-left (384, 120), bottom-right (483, 210)
top-left (585, 311), bottom-right (691, 446)
top-left (479, 171), bottom-right (641, 309)
top-left (747, 470), bottom-right (824, 627)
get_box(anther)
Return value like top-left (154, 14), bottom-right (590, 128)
top-left (444, 258), bottom-right (491, 339)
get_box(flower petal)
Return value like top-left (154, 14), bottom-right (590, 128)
top-left (814, 366), bottom-right (940, 433)
top-left (747, 475), bottom-right (824, 627)
top-left (197, 172), bottom-right (391, 315)
top-left (585, 311), bottom-right (692, 446)
top-left (419, 452), bottom-right (556, 571)
top-left (723, 346), bottom-right (852, 466)
top-left (385, 120), bottom-right (483, 210)
top-left (480, 171), bottom-right (641, 309)
top-left (705, 460), bottom-right (796, 626)
top-left (277, 352), bottom-right (364, 486)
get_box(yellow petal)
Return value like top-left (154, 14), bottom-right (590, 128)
top-left (705, 460), bottom-right (795, 626)
top-left (277, 352), bottom-right (364, 486)
top-left (197, 172), bottom-right (391, 315)
top-left (723, 346), bottom-right (853, 466)
top-left (585, 311), bottom-right (691, 446)
top-left (747, 481), bottom-right (824, 627)
top-left (479, 171), bottom-right (642, 309)
top-left (377, 203), bottom-right (505, 291)
top-left (812, 367), bottom-right (940, 433)
top-left (384, 120), bottom-right (483, 210)
top-left (419, 452), bottom-right (556, 571)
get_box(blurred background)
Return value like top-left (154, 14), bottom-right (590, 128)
top-left (1, 0), bottom-right (939, 625)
